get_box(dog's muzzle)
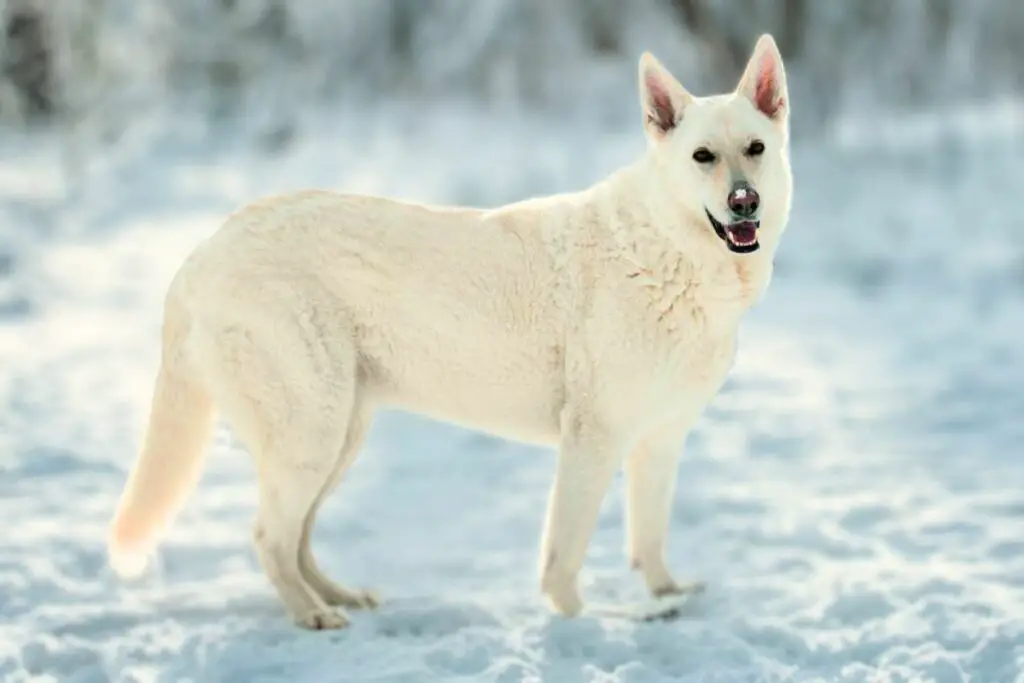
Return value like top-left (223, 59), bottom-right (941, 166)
top-left (706, 181), bottom-right (761, 254)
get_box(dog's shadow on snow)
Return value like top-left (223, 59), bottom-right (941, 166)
top-left (354, 596), bottom-right (505, 639)
top-left (158, 595), bottom-right (510, 680)
top-left (199, 593), bottom-right (506, 642)
top-left (94, 591), bottom-right (713, 681)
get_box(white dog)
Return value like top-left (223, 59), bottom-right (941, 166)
top-left (108, 33), bottom-right (793, 629)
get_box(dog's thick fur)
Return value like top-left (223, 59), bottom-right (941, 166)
top-left (108, 34), bottom-right (792, 629)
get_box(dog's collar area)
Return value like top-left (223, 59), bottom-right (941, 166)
top-left (705, 208), bottom-right (760, 254)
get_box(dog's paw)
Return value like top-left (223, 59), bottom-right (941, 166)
top-left (351, 588), bottom-right (380, 610)
top-left (652, 579), bottom-right (706, 599)
top-left (633, 556), bottom-right (705, 599)
top-left (543, 582), bottom-right (583, 617)
top-left (319, 584), bottom-right (380, 610)
top-left (297, 608), bottom-right (350, 630)
top-left (332, 588), bottom-right (379, 610)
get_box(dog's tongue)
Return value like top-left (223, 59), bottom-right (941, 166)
top-left (726, 222), bottom-right (757, 245)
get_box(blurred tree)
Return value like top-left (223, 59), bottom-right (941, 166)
top-left (665, 0), bottom-right (746, 85)
top-left (664, 0), bottom-right (809, 89)
top-left (388, 0), bottom-right (416, 73)
top-left (779, 0), bottom-right (807, 61)
top-left (1, 0), bottom-right (54, 123)
top-left (579, 0), bottom-right (625, 54)
top-left (0, 0), bottom-right (1020, 136)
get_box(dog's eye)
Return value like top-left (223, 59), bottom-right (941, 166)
top-left (746, 140), bottom-right (765, 157)
top-left (692, 148), bottom-right (716, 164)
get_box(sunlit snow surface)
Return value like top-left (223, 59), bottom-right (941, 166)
top-left (1, 102), bottom-right (1022, 682)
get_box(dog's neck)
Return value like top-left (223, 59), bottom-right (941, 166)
top-left (585, 156), bottom-right (777, 331)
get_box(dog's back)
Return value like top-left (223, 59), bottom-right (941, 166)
top-left (195, 190), bottom-right (571, 438)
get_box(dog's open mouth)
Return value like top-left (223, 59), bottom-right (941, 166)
top-left (705, 209), bottom-right (760, 254)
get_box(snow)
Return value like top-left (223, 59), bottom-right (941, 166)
top-left (1, 94), bottom-right (1023, 682)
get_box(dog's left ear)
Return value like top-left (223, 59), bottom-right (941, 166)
top-left (736, 34), bottom-right (788, 122)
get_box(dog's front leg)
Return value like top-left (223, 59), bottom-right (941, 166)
top-left (624, 420), bottom-right (692, 597)
top-left (539, 410), bottom-right (626, 616)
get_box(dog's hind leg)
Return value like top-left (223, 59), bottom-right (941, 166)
top-left (194, 294), bottom-right (360, 629)
top-left (298, 405), bottom-right (380, 609)
top-left (252, 440), bottom-right (350, 629)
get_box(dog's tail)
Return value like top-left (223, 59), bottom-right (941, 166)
top-left (107, 285), bottom-right (215, 577)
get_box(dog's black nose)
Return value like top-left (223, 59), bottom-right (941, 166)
top-left (727, 183), bottom-right (760, 218)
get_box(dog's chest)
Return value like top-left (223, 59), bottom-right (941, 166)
top-left (622, 250), bottom-right (765, 337)
top-left (635, 320), bottom-right (736, 402)
top-left (599, 256), bottom-right (759, 416)
top-left (596, 317), bottom-right (736, 430)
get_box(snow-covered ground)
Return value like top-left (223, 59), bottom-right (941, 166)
top-left (1, 98), bottom-right (1022, 682)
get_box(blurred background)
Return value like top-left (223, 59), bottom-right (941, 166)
top-left (0, 0), bottom-right (1023, 311)
top-left (3, 0), bottom-right (1024, 130)
top-left (1, 2), bottom-right (1022, 682)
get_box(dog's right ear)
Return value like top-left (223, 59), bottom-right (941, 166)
top-left (638, 52), bottom-right (692, 142)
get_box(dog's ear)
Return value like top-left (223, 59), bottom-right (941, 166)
top-left (736, 34), bottom-right (788, 122)
top-left (638, 52), bottom-right (692, 142)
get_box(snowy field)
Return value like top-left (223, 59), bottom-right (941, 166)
top-left (1, 96), bottom-right (1023, 682)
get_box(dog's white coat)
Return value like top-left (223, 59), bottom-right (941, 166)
top-left (108, 34), bottom-right (793, 629)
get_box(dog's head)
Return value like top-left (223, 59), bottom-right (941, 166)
top-left (638, 34), bottom-right (792, 256)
